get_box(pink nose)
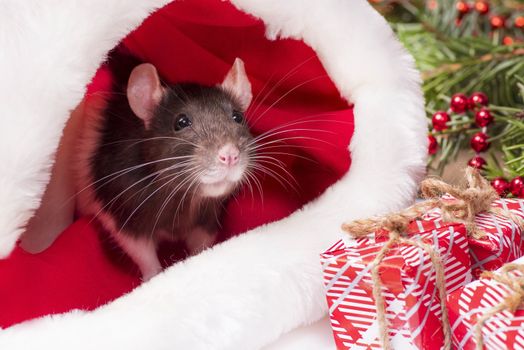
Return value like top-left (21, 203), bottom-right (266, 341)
top-left (218, 144), bottom-right (240, 166)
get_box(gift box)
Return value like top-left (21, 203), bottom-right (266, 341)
top-left (422, 198), bottom-right (524, 277)
top-left (321, 219), bottom-right (472, 350)
top-left (470, 199), bottom-right (524, 276)
top-left (447, 255), bottom-right (524, 350)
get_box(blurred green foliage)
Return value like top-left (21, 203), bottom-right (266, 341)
top-left (374, 0), bottom-right (524, 179)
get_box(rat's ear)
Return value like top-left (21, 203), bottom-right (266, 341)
top-left (221, 58), bottom-right (252, 111)
top-left (127, 63), bottom-right (164, 128)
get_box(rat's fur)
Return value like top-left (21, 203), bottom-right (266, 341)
top-left (89, 83), bottom-right (251, 237)
top-left (79, 55), bottom-right (253, 279)
top-left (0, 0), bottom-right (426, 348)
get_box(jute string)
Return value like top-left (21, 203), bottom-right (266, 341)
top-left (341, 201), bottom-right (451, 350)
top-left (474, 264), bottom-right (524, 350)
top-left (420, 167), bottom-right (524, 239)
top-left (340, 167), bottom-right (524, 350)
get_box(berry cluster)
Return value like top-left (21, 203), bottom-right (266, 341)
top-left (429, 92), bottom-right (492, 163)
top-left (454, 0), bottom-right (524, 45)
top-left (491, 176), bottom-right (524, 198)
top-left (429, 92), bottom-right (523, 198)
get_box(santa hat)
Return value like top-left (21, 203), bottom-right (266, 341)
top-left (0, 0), bottom-right (426, 348)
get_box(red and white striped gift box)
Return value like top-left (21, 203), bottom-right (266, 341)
top-left (447, 256), bottom-right (524, 350)
top-left (423, 198), bottom-right (524, 278)
top-left (321, 221), bottom-right (472, 349)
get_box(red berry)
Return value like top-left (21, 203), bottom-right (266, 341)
top-left (474, 1), bottom-right (489, 14)
top-left (475, 108), bottom-right (493, 127)
top-left (515, 16), bottom-right (524, 28)
top-left (470, 132), bottom-right (490, 152)
top-left (491, 177), bottom-right (509, 196)
top-left (468, 155), bottom-right (487, 169)
top-left (510, 176), bottom-right (524, 197)
top-left (428, 135), bottom-right (438, 155)
top-left (490, 15), bottom-right (506, 29)
top-left (432, 111), bottom-right (451, 131)
top-left (503, 36), bottom-right (515, 46)
top-left (456, 1), bottom-right (470, 14)
top-left (450, 93), bottom-right (469, 113)
top-left (469, 92), bottom-right (489, 107)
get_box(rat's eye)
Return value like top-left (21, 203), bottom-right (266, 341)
top-left (232, 111), bottom-right (244, 124)
top-left (175, 114), bottom-right (192, 131)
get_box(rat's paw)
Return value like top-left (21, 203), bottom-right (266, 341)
top-left (185, 227), bottom-right (217, 255)
top-left (140, 265), bottom-right (163, 282)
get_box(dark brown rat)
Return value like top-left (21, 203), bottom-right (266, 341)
top-left (77, 57), bottom-right (254, 280)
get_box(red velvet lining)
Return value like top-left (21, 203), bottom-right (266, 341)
top-left (0, 0), bottom-right (353, 328)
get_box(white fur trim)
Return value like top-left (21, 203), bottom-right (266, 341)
top-left (0, 0), bottom-right (426, 349)
top-left (0, 0), bottom-right (170, 258)
top-left (264, 317), bottom-right (334, 350)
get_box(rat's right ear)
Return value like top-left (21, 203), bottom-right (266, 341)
top-left (221, 58), bottom-right (252, 112)
top-left (127, 63), bottom-right (164, 129)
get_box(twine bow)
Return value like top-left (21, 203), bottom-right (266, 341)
top-left (421, 167), bottom-right (502, 239)
top-left (474, 264), bottom-right (524, 350)
top-left (341, 202), bottom-right (452, 350)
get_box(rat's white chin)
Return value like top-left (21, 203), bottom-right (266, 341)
top-left (200, 180), bottom-right (236, 198)
top-left (199, 164), bottom-right (246, 198)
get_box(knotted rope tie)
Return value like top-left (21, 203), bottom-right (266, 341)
top-left (474, 264), bottom-right (524, 350)
top-left (421, 167), bottom-right (524, 239)
top-left (341, 202), bottom-right (451, 350)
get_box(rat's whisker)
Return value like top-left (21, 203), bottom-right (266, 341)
top-left (118, 166), bottom-right (201, 234)
top-left (247, 143), bottom-right (326, 155)
top-left (238, 172), bottom-right (255, 206)
top-left (77, 156), bottom-right (192, 192)
top-left (249, 74), bottom-right (328, 127)
top-left (249, 162), bottom-right (299, 195)
top-left (247, 55), bottom-right (317, 118)
top-left (247, 136), bottom-right (338, 153)
top-left (175, 171), bottom-right (204, 218)
top-left (250, 164), bottom-right (295, 194)
top-left (249, 155), bottom-right (287, 168)
top-left (250, 133), bottom-right (335, 150)
top-left (89, 164), bottom-right (199, 228)
top-left (235, 168), bottom-right (256, 207)
top-left (67, 157), bottom-right (194, 209)
top-left (248, 124), bottom-right (340, 147)
top-left (151, 168), bottom-right (203, 238)
top-left (90, 161), bottom-right (196, 213)
top-left (250, 150), bottom-right (319, 165)
top-left (100, 136), bottom-right (200, 149)
top-left (247, 73), bottom-right (276, 119)
top-left (245, 168), bottom-right (264, 206)
top-left (89, 159), bottom-right (194, 195)
top-left (171, 170), bottom-right (206, 231)
top-left (246, 113), bottom-right (351, 145)
top-left (254, 157), bottom-right (299, 188)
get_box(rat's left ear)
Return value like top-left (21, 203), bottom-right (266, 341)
top-left (127, 63), bottom-right (164, 129)
top-left (221, 58), bottom-right (252, 111)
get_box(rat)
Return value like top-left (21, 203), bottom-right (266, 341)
top-left (76, 56), bottom-right (254, 281)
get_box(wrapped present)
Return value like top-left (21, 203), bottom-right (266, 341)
top-left (420, 198), bottom-right (524, 277)
top-left (322, 205), bottom-right (472, 350)
top-left (469, 199), bottom-right (524, 276)
top-left (420, 170), bottom-right (524, 277)
top-left (447, 256), bottom-right (524, 350)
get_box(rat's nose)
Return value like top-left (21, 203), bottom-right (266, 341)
top-left (218, 143), bottom-right (240, 167)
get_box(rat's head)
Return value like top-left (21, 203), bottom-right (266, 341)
top-left (126, 58), bottom-right (254, 198)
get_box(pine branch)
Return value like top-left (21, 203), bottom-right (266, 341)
top-left (379, 0), bottom-right (524, 181)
